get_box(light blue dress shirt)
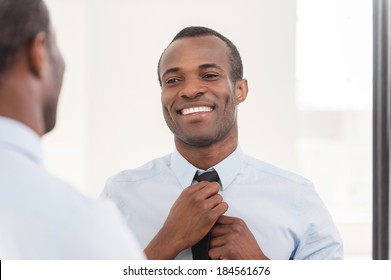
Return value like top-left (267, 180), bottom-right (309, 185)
top-left (0, 116), bottom-right (144, 259)
top-left (103, 146), bottom-right (344, 260)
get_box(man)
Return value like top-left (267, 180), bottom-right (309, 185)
top-left (0, 0), bottom-right (144, 259)
top-left (102, 26), bottom-right (343, 260)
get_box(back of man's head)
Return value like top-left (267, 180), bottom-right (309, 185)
top-left (0, 0), bottom-right (50, 76)
top-left (0, 0), bottom-right (65, 136)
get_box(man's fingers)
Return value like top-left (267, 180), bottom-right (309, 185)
top-left (209, 235), bottom-right (227, 248)
top-left (201, 182), bottom-right (221, 198)
top-left (210, 201), bottom-right (228, 217)
top-left (187, 181), bottom-right (220, 198)
top-left (216, 214), bottom-right (241, 225)
top-left (208, 247), bottom-right (228, 260)
top-left (210, 224), bottom-right (232, 238)
top-left (186, 181), bottom-right (209, 192)
top-left (211, 216), bottom-right (247, 237)
top-left (207, 193), bottom-right (223, 209)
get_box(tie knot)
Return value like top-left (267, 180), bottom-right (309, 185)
top-left (194, 170), bottom-right (219, 182)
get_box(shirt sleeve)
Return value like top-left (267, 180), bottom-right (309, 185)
top-left (60, 198), bottom-right (145, 260)
top-left (293, 182), bottom-right (344, 260)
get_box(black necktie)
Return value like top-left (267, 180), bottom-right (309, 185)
top-left (192, 170), bottom-right (220, 260)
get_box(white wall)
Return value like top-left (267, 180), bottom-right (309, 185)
top-left (43, 0), bottom-right (89, 192)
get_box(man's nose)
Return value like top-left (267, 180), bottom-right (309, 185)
top-left (179, 79), bottom-right (206, 99)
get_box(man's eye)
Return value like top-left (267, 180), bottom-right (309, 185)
top-left (203, 73), bottom-right (219, 79)
top-left (166, 78), bottom-right (181, 84)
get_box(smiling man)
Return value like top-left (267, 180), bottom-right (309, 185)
top-left (102, 26), bottom-right (343, 260)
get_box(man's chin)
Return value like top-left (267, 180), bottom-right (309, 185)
top-left (177, 135), bottom-right (219, 147)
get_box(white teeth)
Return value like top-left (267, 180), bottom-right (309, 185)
top-left (181, 106), bottom-right (213, 116)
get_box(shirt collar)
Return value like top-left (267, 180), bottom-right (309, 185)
top-left (0, 116), bottom-right (43, 166)
top-left (170, 146), bottom-right (244, 191)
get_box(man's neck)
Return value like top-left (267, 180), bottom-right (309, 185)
top-left (0, 82), bottom-right (44, 137)
top-left (175, 135), bottom-right (238, 171)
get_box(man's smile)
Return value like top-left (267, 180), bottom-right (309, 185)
top-left (179, 106), bottom-right (214, 116)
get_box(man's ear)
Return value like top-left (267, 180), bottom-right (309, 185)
top-left (27, 32), bottom-right (48, 78)
top-left (235, 79), bottom-right (248, 104)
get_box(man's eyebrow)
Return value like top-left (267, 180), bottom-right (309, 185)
top-left (199, 63), bottom-right (223, 71)
top-left (161, 64), bottom-right (223, 78)
top-left (161, 67), bottom-right (181, 78)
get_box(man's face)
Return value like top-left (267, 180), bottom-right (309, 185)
top-left (42, 28), bottom-right (65, 133)
top-left (159, 35), bottom-right (245, 147)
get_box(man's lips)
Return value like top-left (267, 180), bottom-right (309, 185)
top-left (177, 106), bottom-right (214, 116)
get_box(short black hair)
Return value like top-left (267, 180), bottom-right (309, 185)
top-left (158, 26), bottom-right (243, 86)
top-left (0, 0), bottom-right (50, 75)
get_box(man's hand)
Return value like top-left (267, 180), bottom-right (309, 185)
top-left (144, 181), bottom-right (228, 259)
top-left (209, 215), bottom-right (269, 260)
